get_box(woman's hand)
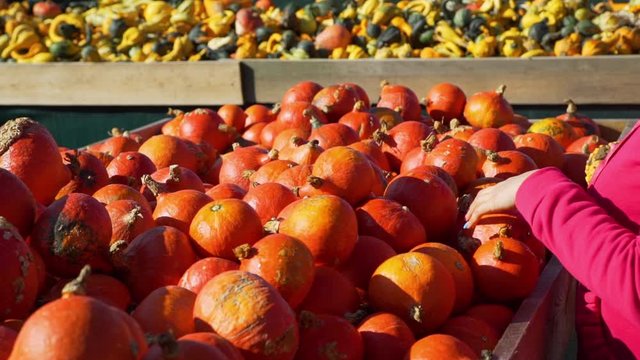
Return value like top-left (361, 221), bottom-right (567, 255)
top-left (464, 170), bottom-right (539, 228)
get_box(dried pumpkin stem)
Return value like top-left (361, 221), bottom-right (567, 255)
top-left (449, 118), bottom-right (461, 129)
top-left (61, 265), bottom-right (92, 297)
top-left (433, 120), bottom-right (448, 134)
top-left (233, 243), bottom-right (255, 260)
top-left (142, 174), bottom-right (165, 198)
top-left (307, 176), bottom-right (324, 188)
top-left (493, 240), bottom-right (504, 260)
top-left (268, 149), bottom-right (279, 160)
top-left (168, 164), bottom-right (181, 183)
top-left (353, 100), bottom-right (365, 112)
top-left (409, 304), bottom-right (423, 323)
top-left (271, 103), bottom-right (281, 115)
top-left (496, 84), bottom-right (507, 96)
top-left (420, 133), bottom-right (438, 152)
top-left (264, 218), bottom-right (281, 234)
top-left (498, 226), bottom-right (512, 238)
top-left (565, 99), bottom-right (578, 115)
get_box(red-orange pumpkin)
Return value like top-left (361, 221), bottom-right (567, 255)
top-left (153, 190), bottom-right (212, 234)
top-left (463, 85), bottom-right (514, 128)
top-left (193, 270), bottom-right (299, 360)
top-left (179, 332), bottom-right (243, 360)
top-left (260, 121), bottom-right (283, 148)
top-left (143, 334), bottom-right (227, 360)
top-left (424, 137), bottom-right (479, 190)
top-left (0, 168), bottom-right (36, 237)
top-left (467, 128), bottom-right (515, 154)
top-left (566, 135), bottom-right (607, 155)
top-left (89, 128), bottom-right (141, 156)
top-left (556, 99), bottom-right (600, 137)
top-left (378, 82), bottom-right (422, 122)
top-left (132, 286), bottom-right (196, 338)
top-left (405, 334), bottom-right (477, 360)
top-left (357, 312), bottom-right (415, 360)
top-left (245, 104), bottom-right (278, 127)
top-left (312, 84), bottom-right (361, 122)
top-left (205, 183), bottom-right (247, 200)
top-left (0, 325), bottom-right (17, 360)
top-left (218, 104), bottom-right (248, 133)
top-left (278, 139), bottom-right (323, 166)
top-left (403, 164), bottom-right (459, 196)
top-left (499, 123), bottom-right (527, 138)
top-left (56, 150), bottom-right (109, 198)
top-left (513, 133), bottom-right (565, 168)
top-left (106, 199), bottom-right (155, 244)
top-left (440, 316), bottom-right (500, 357)
top-left (308, 123), bottom-right (360, 149)
top-left (349, 139), bottom-right (391, 171)
top-left (138, 135), bottom-right (198, 172)
top-left (178, 257), bottom-right (239, 294)
top-left (425, 82), bottom-right (467, 124)
top-left (218, 145), bottom-right (276, 191)
top-left (243, 183), bottom-right (298, 224)
top-left (399, 135), bottom-right (439, 175)
top-left (338, 236), bottom-right (396, 290)
top-left (281, 81), bottom-right (323, 105)
top-left (93, 183), bottom-right (153, 215)
top-left (344, 82), bottom-right (371, 109)
top-left (179, 108), bottom-right (236, 152)
top-left (273, 128), bottom-right (311, 152)
top-left (106, 151), bottom-right (156, 188)
top-left (465, 304), bottom-right (514, 335)
top-left (141, 165), bottom-right (205, 201)
top-left (276, 102), bottom-right (327, 134)
top-left (481, 151), bottom-right (537, 179)
top-left (298, 266), bottom-right (360, 316)
top-left (243, 122), bottom-right (268, 144)
top-left (297, 312), bottom-right (363, 360)
top-left (378, 121), bottom-right (433, 171)
top-left (42, 272), bottom-right (131, 311)
top-left (236, 234), bottom-right (315, 308)
top-left (275, 164), bottom-right (313, 191)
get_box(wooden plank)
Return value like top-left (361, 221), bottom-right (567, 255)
top-left (0, 62), bottom-right (243, 106)
top-left (242, 56), bottom-right (640, 105)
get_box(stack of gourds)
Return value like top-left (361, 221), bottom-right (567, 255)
top-left (0, 0), bottom-right (639, 62)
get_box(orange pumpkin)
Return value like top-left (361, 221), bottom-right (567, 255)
top-left (153, 189), bottom-right (212, 234)
top-left (471, 237), bottom-right (540, 302)
top-left (189, 199), bottom-right (263, 259)
top-left (297, 312), bottom-right (363, 360)
top-left (243, 122), bottom-right (268, 144)
top-left (205, 183), bottom-right (246, 200)
top-left (275, 195), bottom-right (358, 266)
top-left (378, 82), bottom-right (422, 122)
top-left (42, 273), bottom-right (131, 311)
top-left (405, 334), bottom-right (477, 360)
top-left (278, 139), bottom-right (323, 166)
top-left (93, 183), bottom-right (153, 214)
top-left (218, 104), bottom-right (247, 133)
top-left (403, 164), bottom-right (459, 196)
top-left (245, 104), bottom-right (278, 127)
top-left (440, 316), bottom-right (500, 357)
top-left (344, 82), bottom-right (371, 109)
top-left (143, 333), bottom-right (227, 360)
top-left (556, 99), bottom-right (600, 137)
top-left (193, 271), bottom-right (299, 360)
top-left (141, 165), bottom-right (205, 201)
top-left (236, 234), bottom-right (315, 308)
top-left (470, 213), bottom-right (531, 246)
top-left (369, 252), bottom-right (456, 334)
top-left (315, 24), bottom-right (352, 51)
top-left (566, 135), bottom-right (607, 155)
top-left (499, 123), bottom-right (527, 138)
top-left (312, 84), bottom-right (361, 122)
top-left (106, 200), bottom-right (155, 244)
top-left (0, 325), bottom-right (17, 360)
top-left (338, 236), bottom-right (396, 290)
top-left (357, 312), bottom-right (415, 360)
top-left (275, 164), bottom-right (313, 191)
top-left (178, 257), bottom-right (239, 294)
top-left (56, 150), bottom-right (110, 198)
top-left (467, 128), bottom-right (515, 169)
top-left (138, 135), bottom-right (198, 172)
top-left (463, 85), bottom-right (514, 128)
top-left (179, 332), bottom-right (243, 360)
top-left (281, 81), bottom-right (323, 105)
top-left (132, 286), bottom-right (196, 338)
top-left (400, 135), bottom-right (439, 175)
top-left (424, 137), bottom-right (479, 190)
top-left (528, 118), bottom-right (578, 149)
top-left (425, 82), bottom-right (467, 124)
top-left (378, 121), bottom-right (433, 171)
top-left (465, 304), bottom-right (514, 335)
top-left (276, 102), bottom-right (327, 134)
top-left (218, 145), bottom-right (276, 191)
top-left (308, 123), bottom-right (360, 149)
top-left (179, 108), bottom-right (236, 152)
top-left (0, 168), bottom-right (36, 237)
top-left (106, 151), bottom-right (156, 188)
top-left (349, 139), bottom-right (391, 171)
top-left (412, 242), bottom-right (474, 313)
top-left (243, 183), bottom-right (298, 224)
top-left (298, 266), bottom-right (360, 317)
top-left (88, 128), bottom-right (141, 157)
top-left (273, 128), bottom-right (311, 152)
top-left (513, 133), bottom-right (565, 168)
top-left (481, 151), bottom-right (537, 179)
top-left (260, 121), bottom-right (284, 148)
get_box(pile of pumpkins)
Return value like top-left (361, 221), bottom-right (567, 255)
top-left (0, 80), bottom-right (609, 359)
top-left (1, 0), bottom-right (639, 62)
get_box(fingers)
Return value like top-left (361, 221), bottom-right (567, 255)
top-left (464, 188), bottom-right (494, 228)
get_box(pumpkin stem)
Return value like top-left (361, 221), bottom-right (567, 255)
top-left (155, 332), bottom-right (180, 359)
top-left (309, 114), bottom-right (324, 129)
top-left (353, 100), bottom-right (365, 112)
top-left (233, 243), bottom-right (255, 260)
top-left (218, 124), bottom-right (238, 137)
top-left (409, 304), bottom-right (423, 323)
top-left (379, 80), bottom-right (390, 88)
top-left (449, 118), bottom-right (461, 129)
top-left (241, 169), bottom-right (256, 180)
top-left (498, 225), bottom-right (512, 238)
top-left (493, 240), bottom-right (504, 260)
top-left (496, 84), bottom-right (507, 96)
top-left (433, 120), bottom-right (448, 134)
top-left (420, 133), bottom-right (438, 153)
top-left (232, 142), bottom-right (242, 150)
top-left (0, 117), bottom-right (38, 156)
top-left (166, 108), bottom-right (184, 117)
top-left (123, 205), bottom-right (143, 229)
top-left (565, 99), bottom-right (578, 115)
top-left (61, 265), bottom-right (91, 298)
top-left (289, 136), bottom-right (305, 147)
top-left (168, 164), bottom-right (181, 183)
top-left (457, 233), bottom-right (481, 256)
top-left (64, 150), bottom-right (82, 177)
top-left (481, 350), bottom-right (494, 360)
top-left (109, 127), bottom-right (125, 137)
top-left (299, 310), bottom-right (320, 329)
top-left (268, 148), bottom-right (279, 160)
top-left (394, 106), bottom-right (403, 114)
top-left (109, 240), bottom-right (129, 269)
top-left (271, 103), bottom-right (281, 115)
top-left (486, 151), bottom-right (506, 163)
top-left (307, 176), bottom-right (324, 188)
top-left (264, 218), bottom-right (281, 234)
top-left (142, 174), bottom-right (166, 198)
top-left (372, 129), bottom-right (388, 145)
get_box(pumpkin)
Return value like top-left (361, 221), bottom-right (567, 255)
top-left (31, 193), bottom-right (112, 277)
top-left (88, 129), bottom-right (141, 157)
top-left (378, 82), bottom-right (422, 122)
top-left (312, 84), bottom-right (361, 122)
top-left (349, 139), bottom-right (391, 171)
top-left (189, 199), bottom-right (263, 259)
top-left (513, 133), bottom-right (565, 168)
top-left (141, 165), bottom-right (205, 200)
top-left (193, 270), bottom-right (299, 360)
top-left (85, 149), bottom-right (115, 169)
top-left (274, 195), bottom-right (358, 266)
top-left (218, 145), bottom-right (276, 191)
top-left (369, 252), bottom-right (456, 334)
top-left (384, 173), bottom-right (457, 242)
top-left (471, 237), bottom-right (540, 302)
top-left (205, 183), bottom-right (247, 200)
top-left (243, 183), bottom-right (298, 224)
top-left (178, 257), bottom-right (239, 294)
top-left (0, 168), bottom-right (36, 237)
top-left (297, 312), bottom-right (363, 360)
top-left (566, 135), bottom-right (607, 155)
top-left (56, 150), bottom-right (109, 198)
top-left (132, 286), bottom-right (196, 338)
top-left (0, 218), bottom-right (38, 321)
top-left (9, 293), bottom-right (147, 360)
top-left (236, 234), bottom-right (315, 308)
top-left (528, 118), bottom-right (578, 149)
top-left (403, 165), bottom-right (459, 196)
top-left (315, 24), bottom-right (352, 51)
top-left (424, 137), bottom-right (479, 190)
top-left (462, 177), bottom-right (503, 198)
top-left (179, 333), bottom-right (243, 360)
top-left (400, 135), bottom-right (439, 175)
top-left (308, 123), bottom-right (360, 149)
top-left (218, 104), bottom-right (247, 133)
top-left (371, 107), bottom-right (404, 130)
top-left (162, 114), bottom-right (183, 137)
top-left (143, 333), bottom-right (227, 360)
top-left (276, 102), bottom-right (327, 134)
top-left (179, 108), bottom-right (236, 152)
top-left (245, 104), bottom-right (278, 127)
top-left (465, 304), bottom-right (514, 335)
top-left (243, 123), bottom-right (269, 144)
top-left (425, 82), bottom-right (467, 124)
top-left (481, 151), bottom-right (537, 179)
top-left (556, 99), bottom-right (600, 137)
top-left (499, 123), bottom-right (527, 138)
top-left (106, 199), bottom-right (155, 244)
top-left (138, 135), bottom-right (198, 172)
top-left (186, 141), bottom-right (219, 183)
top-left (93, 183), bottom-right (153, 214)
top-left (278, 139), bottom-right (323, 166)
top-left (273, 128), bottom-right (311, 152)
top-left (281, 81), bottom-right (323, 105)
top-left (440, 316), bottom-right (500, 357)
top-left (106, 151), bottom-right (157, 188)
top-left (29, 244), bottom-right (47, 296)
top-left (338, 236), bottom-right (396, 290)
top-left (0, 117), bottom-right (70, 205)
top-left (412, 243), bottom-right (474, 313)
top-left (463, 85), bottom-right (513, 128)
top-left (249, 160), bottom-right (296, 185)
top-left (0, 325), bottom-right (17, 360)
top-left (405, 334), bottom-right (477, 360)
top-left (344, 83), bottom-right (371, 109)
top-left (468, 213), bottom-right (531, 248)
top-left (303, 146), bottom-right (376, 206)
top-left (377, 121), bottom-right (433, 171)
top-left (112, 226), bottom-right (197, 302)
top-left (298, 266), bottom-right (360, 317)
top-left (562, 153), bottom-right (588, 188)
top-left (357, 312), bottom-right (415, 360)
top-left (442, 119), bottom-right (477, 142)
top-left (260, 121), bottom-right (284, 149)
top-left (356, 198), bottom-right (426, 252)
top-left (467, 128), bottom-right (515, 169)
top-left (152, 189), bottom-right (211, 234)
top-left (275, 165), bottom-right (313, 191)
top-left (42, 272), bottom-right (131, 311)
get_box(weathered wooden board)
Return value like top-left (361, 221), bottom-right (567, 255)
top-left (241, 56), bottom-right (640, 105)
top-left (0, 61), bottom-right (243, 106)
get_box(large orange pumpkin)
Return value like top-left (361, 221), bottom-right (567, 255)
top-left (193, 270), bottom-right (299, 360)
top-left (412, 242), bottom-right (474, 313)
top-left (218, 104), bottom-right (248, 133)
top-left (556, 99), bottom-right (599, 137)
top-left (463, 85), bottom-right (514, 128)
top-left (296, 312), bottom-right (363, 360)
top-left (338, 236), bottom-right (396, 290)
top-left (440, 316), bottom-right (500, 357)
top-left (339, 101), bottom-right (381, 140)
top-left (275, 195), bottom-right (358, 266)
top-left (298, 266), bottom-right (360, 317)
top-left (424, 137), bottom-right (479, 190)
top-left (349, 139), bottom-right (391, 171)
top-left (0, 168), bottom-right (36, 237)
top-left (141, 165), bottom-right (205, 201)
top-left (378, 121), bottom-right (433, 171)
top-left (106, 151), bottom-right (156, 188)
top-left (513, 133), bottom-right (565, 168)
top-left (273, 129), bottom-right (311, 152)
top-left (281, 81), bottom-right (323, 105)
top-left (405, 334), bottom-right (477, 360)
top-left (218, 145), bottom-right (276, 191)
top-left (31, 193), bottom-right (112, 277)
top-left (467, 128), bottom-right (515, 169)
top-left (276, 102), bottom-right (327, 134)
top-left (178, 257), bottom-right (239, 294)
top-left (205, 183), bottom-right (247, 200)
top-left (153, 190), bottom-right (212, 234)
top-left (275, 164), bottom-right (313, 191)
top-left (481, 151), bottom-right (537, 179)
top-left (189, 199), bottom-right (263, 259)
top-left (138, 135), bottom-right (198, 172)
top-left (106, 200), bottom-right (155, 244)
top-left (0, 218), bottom-right (38, 321)
top-left (179, 108), bottom-right (236, 152)
top-left (245, 104), bottom-right (278, 127)
top-left (236, 234), bottom-right (315, 308)
top-left (42, 273), bottom-right (131, 311)
top-left (378, 82), bottom-right (422, 122)
top-left (250, 160), bottom-right (297, 184)
top-left (358, 312), bottom-right (415, 360)
top-left (425, 82), bottom-right (467, 124)
top-left (93, 183), bottom-right (153, 214)
top-left (369, 252), bottom-right (456, 334)
top-left (243, 183), bottom-right (298, 225)
top-left (132, 286), bottom-right (197, 338)
top-left (0, 117), bottom-right (70, 205)
top-left (88, 129), bottom-right (141, 157)
top-left (403, 164), bottom-right (459, 196)
top-left (312, 84), bottom-right (361, 122)
top-left (308, 123), bottom-right (360, 149)
top-left (279, 139), bottom-right (324, 166)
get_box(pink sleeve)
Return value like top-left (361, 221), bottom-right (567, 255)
top-left (516, 167), bottom-right (640, 322)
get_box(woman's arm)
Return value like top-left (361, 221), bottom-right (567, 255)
top-left (516, 167), bottom-right (640, 322)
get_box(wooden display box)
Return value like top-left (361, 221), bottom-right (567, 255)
top-left (85, 116), bottom-right (637, 360)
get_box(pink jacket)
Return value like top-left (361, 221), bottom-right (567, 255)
top-left (516, 122), bottom-right (640, 359)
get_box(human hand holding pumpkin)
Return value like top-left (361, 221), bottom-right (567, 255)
top-left (464, 170), bottom-right (539, 228)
